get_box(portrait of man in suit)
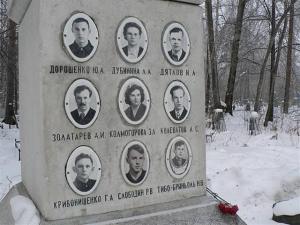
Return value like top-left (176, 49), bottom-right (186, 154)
top-left (73, 153), bottom-right (96, 192)
top-left (122, 22), bottom-right (144, 60)
top-left (168, 27), bottom-right (186, 62)
top-left (171, 140), bottom-right (188, 169)
top-left (169, 85), bottom-right (188, 121)
top-left (166, 136), bottom-right (192, 178)
top-left (126, 144), bottom-right (147, 184)
top-left (69, 17), bottom-right (94, 58)
top-left (71, 85), bottom-right (96, 125)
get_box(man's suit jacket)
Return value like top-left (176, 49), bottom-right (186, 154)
top-left (169, 107), bottom-right (188, 121)
top-left (122, 46), bottom-right (144, 58)
top-left (73, 178), bottom-right (96, 192)
top-left (71, 108), bottom-right (96, 125)
top-left (168, 50), bottom-right (186, 62)
top-left (126, 170), bottom-right (146, 184)
top-left (69, 41), bottom-right (94, 58)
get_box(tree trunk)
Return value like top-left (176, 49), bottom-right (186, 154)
top-left (264, 1), bottom-right (288, 126)
top-left (205, 0), bottom-right (221, 109)
top-left (283, 0), bottom-right (294, 114)
top-left (2, 19), bottom-right (17, 125)
top-left (224, 0), bottom-right (248, 115)
top-left (254, 0), bottom-right (298, 112)
top-left (205, 45), bottom-right (211, 114)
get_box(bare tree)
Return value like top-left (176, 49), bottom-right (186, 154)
top-left (253, 0), bottom-right (298, 112)
top-left (205, 0), bottom-right (221, 109)
top-left (2, 19), bottom-right (17, 125)
top-left (264, 0), bottom-right (288, 126)
top-left (224, 0), bottom-right (248, 115)
top-left (283, 0), bottom-right (295, 114)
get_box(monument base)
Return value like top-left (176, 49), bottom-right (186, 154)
top-left (0, 182), bottom-right (246, 225)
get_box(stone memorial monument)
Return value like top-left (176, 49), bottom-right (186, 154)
top-left (0, 0), bottom-right (246, 224)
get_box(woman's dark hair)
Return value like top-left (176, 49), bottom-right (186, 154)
top-left (124, 84), bottom-right (145, 105)
top-left (123, 22), bottom-right (142, 38)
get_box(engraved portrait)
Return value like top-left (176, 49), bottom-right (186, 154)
top-left (65, 146), bottom-right (101, 195)
top-left (118, 77), bottom-right (150, 125)
top-left (116, 17), bottom-right (148, 64)
top-left (63, 12), bottom-right (99, 62)
top-left (162, 22), bottom-right (190, 66)
top-left (164, 80), bottom-right (191, 124)
top-left (64, 79), bottom-right (100, 129)
top-left (121, 141), bottom-right (150, 186)
top-left (165, 136), bottom-right (192, 179)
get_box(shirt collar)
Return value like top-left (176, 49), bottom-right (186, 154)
top-left (77, 107), bottom-right (90, 117)
top-left (127, 46), bottom-right (140, 59)
top-left (172, 49), bottom-right (183, 59)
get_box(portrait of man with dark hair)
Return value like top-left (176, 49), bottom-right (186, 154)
top-left (71, 85), bottom-right (96, 125)
top-left (69, 17), bottom-right (94, 58)
top-left (124, 84), bottom-right (146, 122)
top-left (126, 144), bottom-right (147, 184)
top-left (171, 140), bottom-right (188, 168)
top-left (122, 22), bottom-right (144, 59)
top-left (73, 153), bottom-right (96, 192)
top-left (169, 85), bottom-right (188, 121)
top-left (168, 27), bottom-right (186, 62)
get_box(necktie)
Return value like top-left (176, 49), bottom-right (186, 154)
top-left (80, 113), bottom-right (85, 121)
top-left (173, 54), bottom-right (179, 61)
top-left (176, 111), bottom-right (181, 119)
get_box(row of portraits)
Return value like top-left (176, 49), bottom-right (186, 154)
top-left (65, 136), bottom-right (193, 196)
top-left (65, 78), bottom-right (191, 128)
top-left (63, 12), bottom-right (190, 66)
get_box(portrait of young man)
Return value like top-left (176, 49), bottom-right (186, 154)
top-left (122, 22), bottom-right (144, 60)
top-left (71, 85), bottom-right (96, 125)
top-left (126, 144), bottom-right (147, 184)
top-left (171, 140), bottom-right (188, 168)
top-left (73, 153), bottom-right (96, 192)
top-left (69, 17), bottom-right (94, 58)
top-left (169, 85), bottom-right (188, 121)
top-left (168, 27), bottom-right (186, 62)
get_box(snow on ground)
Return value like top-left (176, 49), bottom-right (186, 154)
top-left (207, 110), bottom-right (300, 225)
top-left (0, 110), bottom-right (299, 225)
top-left (273, 196), bottom-right (300, 216)
top-left (0, 126), bottom-right (21, 201)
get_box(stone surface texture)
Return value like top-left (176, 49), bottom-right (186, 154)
top-left (0, 183), bottom-right (246, 225)
top-left (15, 0), bottom-right (205, 220)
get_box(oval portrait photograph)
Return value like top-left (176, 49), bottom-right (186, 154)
top-left (116, 17), bottom-right (148, 64)
top-left (63, 12), bottom-right (99, 62)
top-left (164, 80), bottom-right (191, 124)
top-left (118, 77), bottom-right (150, 125)
top-left (120, 140), bottom-right (150, 186)
top-left (65, 146), bottom-right (102, 196)
top-left (65, 79), bottom-right (101, 129)
top-left (162, 22), bottom-right (190, 66)
top-left (165, 136), bottom-right (192, 179)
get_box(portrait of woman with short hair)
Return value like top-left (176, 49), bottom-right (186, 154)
top-left (124, 84), bottom-right (147, 122)
top-left (118, 77), bottom-right (150, 125)
top-left (116, 17), bottom-right (148, 64)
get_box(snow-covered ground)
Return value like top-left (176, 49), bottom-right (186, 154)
top-left (207, 110), bottom-right (300, 225)
top-left (0, 110), bottom-right (299, 225)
